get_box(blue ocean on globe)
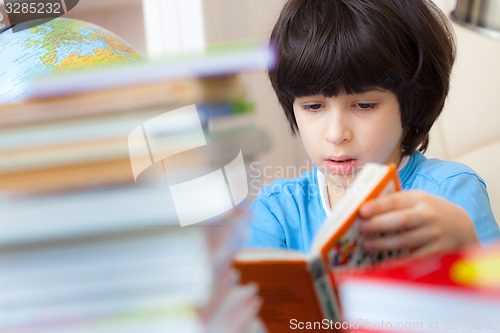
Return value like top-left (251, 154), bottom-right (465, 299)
top-left (0, 18), bottom-right (142, 104)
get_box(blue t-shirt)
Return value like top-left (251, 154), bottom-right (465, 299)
top-left (245, 151), bottom-right (500, 252)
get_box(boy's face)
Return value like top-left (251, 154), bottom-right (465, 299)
top-left (293, 88), bottom-right (403, 189)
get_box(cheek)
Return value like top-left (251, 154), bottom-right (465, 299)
top-left (386, 116), bottom-right (404, 142)
top-left (295, 115), bottom-right (319, 144)
top-left (299, 129), bottom-right (320, 153)
top-left (297, 126), bottom-right (323, 161)
top-left (375, 110), bottom-right (403, 139)
top-left (361, 118), bottom-right (403, 154)
top-left (378, 120), bottom-right (402, 143)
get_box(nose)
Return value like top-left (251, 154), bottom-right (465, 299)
top-left (325, 109), bottom-right (352, 144)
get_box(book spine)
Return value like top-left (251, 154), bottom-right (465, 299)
top-left (308, 256), bottom-right (341, 321)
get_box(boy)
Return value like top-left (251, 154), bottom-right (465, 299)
top-left (246, 0), bottom-right (500, 257)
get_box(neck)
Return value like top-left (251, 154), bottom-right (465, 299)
top-left (326, 182), bottom-right (348, 209)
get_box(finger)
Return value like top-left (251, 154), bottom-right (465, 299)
top-left (359, 208), bottom-right (424, 234)
top-left (359, 190), bottom-right (429, 218)
top-left (408, 241), bottom-right (443, 259)
top-left (409, 231), bottom-right (464, 258)
top-left (362, 225), bottom-right (434, 253)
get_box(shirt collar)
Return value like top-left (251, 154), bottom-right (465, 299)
top-left (398, 155), bottom-right (410, 172)
top-left (316, 168), bottom-right (332, 217)
top-left (398, 151), bottom-right (423, 185)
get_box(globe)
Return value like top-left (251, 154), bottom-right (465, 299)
top-left (0, 18), bottom-right (142, 104)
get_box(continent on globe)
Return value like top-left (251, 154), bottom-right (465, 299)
top-left (0, 18), bottom-right (142, 104)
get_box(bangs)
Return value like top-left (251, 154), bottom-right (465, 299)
top-left (273, 0), bottom-right (415, 98)
top-left (269, 0), bottom-right (455, 153)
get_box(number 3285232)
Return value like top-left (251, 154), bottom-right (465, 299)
top-left (6, 2), bottom-right (62, 15)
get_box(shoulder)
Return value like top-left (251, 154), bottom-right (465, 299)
top-left (400, 152), bottom-right (499, 244)
top-left (400, 151), bottom-right (486, 190)
top-left (257, 170), bottom-right (319, 199)
top-left (247, 168), bottom-right (325, 252)
top-left (249, 168), bottom-right (323, 220)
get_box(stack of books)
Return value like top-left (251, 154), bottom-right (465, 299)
top-left (0, 45), bottom-right (273, 332)
top-left (0, 210), bottom-right (263, 332)
top-left (0, 52), bottom-right (271, 196)
top-left (0, 77), bottom-right (247, 196)
top-left (336, 244), bottom-right (500, 333)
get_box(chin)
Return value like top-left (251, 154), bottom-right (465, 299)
top-left (324, 172), bottom-right (358, 188)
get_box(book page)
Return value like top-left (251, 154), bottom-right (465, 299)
top-left (325, 179), bottom-right (400, 270)
top-left (311, 164), bottom-right (405, 270)
top-left (235, 248), bottom-right (306, 262)
top-left (310, 164), bottom-right (390, 255)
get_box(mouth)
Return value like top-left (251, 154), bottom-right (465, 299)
top-left (329, 156), bottom-right (355, 162)
top-left (325, 157), bottom-right (357, 174)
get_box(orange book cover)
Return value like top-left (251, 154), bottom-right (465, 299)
top-left (234, 163), bottom-right (401, 333)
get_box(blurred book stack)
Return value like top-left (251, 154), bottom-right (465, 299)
top-left (0, 44), bottom-right (273, 332)
top-left (336, 244), bottom-right (500, 333)
top-left (0, 212), bottom-right (263, 333)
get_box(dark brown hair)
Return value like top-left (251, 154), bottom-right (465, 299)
top-left (268, 0), bottom-right (456, 155)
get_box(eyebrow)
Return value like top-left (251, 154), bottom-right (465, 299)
top-left (295, 87), bottom-right (389, 101)
top-left (294, 95), bottom-right (325, 103)
top-left (350, 86), bottom-right (388, 94)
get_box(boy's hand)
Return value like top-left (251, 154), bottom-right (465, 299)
top-left (359, 190), bottom-right (480, 258)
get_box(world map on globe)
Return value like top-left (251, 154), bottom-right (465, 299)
top-left (0, 18), bottom-right (142, 104)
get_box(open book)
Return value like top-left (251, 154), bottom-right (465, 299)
top-left (234, 163), bottom-right (401, 331)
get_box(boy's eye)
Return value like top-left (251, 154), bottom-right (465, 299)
top-left (355, 103), bottom-right (376, 111)
top-left (303, 104), bottom-right (323, 111)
